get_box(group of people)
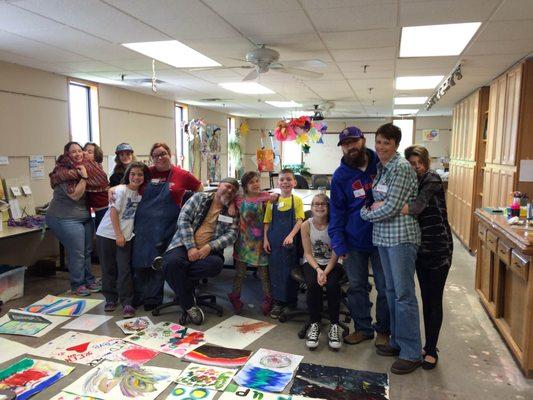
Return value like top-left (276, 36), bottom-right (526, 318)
top-left (46, 122), bottom-right (452, 376)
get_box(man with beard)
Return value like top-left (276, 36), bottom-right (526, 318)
top-left (329, 127), bottom-right (391, 350)
top-left (162, 178), bottom-right (240, 325)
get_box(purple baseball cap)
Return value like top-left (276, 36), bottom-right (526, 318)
top-left (338, 126), bottom-right (364, 146)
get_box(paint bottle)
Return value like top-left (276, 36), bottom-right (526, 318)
top-left (510, 198), bottom-right (520, 218)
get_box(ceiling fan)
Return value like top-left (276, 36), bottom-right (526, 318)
top-left (190, 45), bottom-right (327, 81)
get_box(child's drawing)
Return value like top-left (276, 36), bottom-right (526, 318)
top-left (203, 316), bottom-right (275, 349)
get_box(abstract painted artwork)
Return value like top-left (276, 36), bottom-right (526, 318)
top-left (0, 357), bottom-right (74, 400)
top-left (0, 338), bottom-right (32, 364)
top-left (289, 363), bottom-right (389, 400)
top-left (175, 363), bottom-right (236, 391)
top-left (233, 365), bottom-right (293, 393)
top-left (63, 361), bottom-right (180, 400)
top-left (35, 331), bottom-right (157, 366)
top-left (166, 384), bottom-right (216, 400)
top-left (116, 317), bottom-right (153, 335)
top-left (203, 316), bottom-right (276, 349)
top-left (220, 383), bottom-right (308, 400)
top-left (183, 344), bottom-right (252, 368)
top-left (50, 392), bottom-right (98, 400)
top-left (246, 348), bottom-right (303, 374)
top-left (23, 295), bottom-right (103, 316)
top-left (0, 310), bottom-right (69, 337)
top-left (125, 321), bottom-right (205, 358)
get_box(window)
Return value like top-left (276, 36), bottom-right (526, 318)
top-left (281, 140), bottom-right (302, 165)
top-left (393, 119), bottom-right (414, 156)
top-left (68, 81), bottom-right (99, 144)
top-left (175, 104), bottom-right (188, 167)
top-left (227, 116), bottom-right (236, 177)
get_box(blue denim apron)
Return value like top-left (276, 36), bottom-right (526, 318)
top-left (132, 173), bottom-right (181, 305)
top-left (267, 195), bottom-right (298, 303)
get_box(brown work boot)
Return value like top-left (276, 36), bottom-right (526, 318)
top-left (375, 332), bottom-right (390, 348)
top-left (390, 358), bottom-right (422, 375)
top-left (343, 330), bottom-right (374, 345)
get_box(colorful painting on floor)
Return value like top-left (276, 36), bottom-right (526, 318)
top-left (35, 331), bottom-right (157, 366)
top-left (116, 317), bottom-right (153, 335)
top-left (245, 348), bottom-right (303, 374)
top-left (125, 321), bottom-right (205, 358)
top-left (166, 384), bottom-right (216, 400)
top-left (289, 363), bottom-right (389, 400)
top-left (23, 295), bottom-right (103, 316)
top-left (0, 310), bottom-right (69, 337)
top-left (183, 344), bottom-right (252, 368)
top-left (61, 314), bottom-right (113, 332)
top-left (63, 361), bottom-right (179, 400)
top-left (50, 392), bottom-right (98, 400)
top-left (219, 383), bottom-right (318, 400)
top-left (203, 316), bottom-right (276, 349)
top-left (0, 338), bottom-right (32, 364)
top-left (233, 365), bottom-right (293, 393)
top-left (175, 363), bottom-right (236, 391)
top-left (0, 357), bottom-right (74, 400)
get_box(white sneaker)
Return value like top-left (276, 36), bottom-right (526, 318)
top-left (328, 324), bottom-right (342, 350)
top-left (306, 322), bottom-right (321, 349)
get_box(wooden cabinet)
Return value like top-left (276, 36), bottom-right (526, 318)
top-left (475, 209), bottom-right (533, 377)
top-left (502, 65), bottom-right (522, 166)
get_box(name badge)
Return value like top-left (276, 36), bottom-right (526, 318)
top-left (353, 188), bottom-right (365, 198)
top-left (218, 214), bottom-right (233, 224)
top-left (150, 178), bottom-right (161, 184)
top-left (376, 184), bottom-right (388, 193)
top-left (277, 202), bottom-right (285, 209)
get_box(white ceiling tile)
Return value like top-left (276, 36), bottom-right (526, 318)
top-left (492, 0), bottom-right (533, 21)
top-left (248, 33), bottom-right (326, 52)
top-left (222, 10), bottom-right (315, 37)
top-left (203, 0), bottom-right (301, 14)
top-left (343, 69), bottom-right (394, 79)
top-left (464, 39), bottom-right (533, 56)
top-left (305, 80), bottom-right (354, 98)
top-left (399, 0), bottom-right (500, 26)
top-left (0, 3), bottom-right (61, 32)
top-left (321, 28), bottom-right (400, 50)
top-left (475, 20), bottom-right (533, 42)
top-left (56, 61), bottom-right (123, 73)
top-left (301, 0), bottom-right (395, 9)
top-left (182, 38), bottom-right (254, 58)
top-left (331, 47), bottom-right (396, 62)
top-left (307, 3), bottom-right (397, 31)
top-left (396, 57), bottom-right (457, 75)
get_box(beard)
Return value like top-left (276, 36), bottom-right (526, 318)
top-left (219, 193), bottom-right (233, 206)
top-left (343, 146), bottom-right (367, 168)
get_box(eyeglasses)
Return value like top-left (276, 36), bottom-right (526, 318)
top-left (152, 152), bottom-right (169, 159)
top-left (312, 202), bottom-right (328, 207)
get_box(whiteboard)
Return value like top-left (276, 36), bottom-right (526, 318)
top-left (304, 133), bottom-right (376, 174)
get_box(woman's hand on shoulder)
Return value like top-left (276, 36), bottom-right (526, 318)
top-left (76, 165), bottom-right (88, 179)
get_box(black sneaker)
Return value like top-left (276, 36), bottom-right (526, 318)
top-left (144, 303), bottom-right (159, 312)
top-left (328, 324), bottom-right (342, 350)
top-left (305, 322), bottom-right (320, 349)
top-left (186, 305), bottom-right (205, 325)
top-left (269, 304), bottom-right (285, 319)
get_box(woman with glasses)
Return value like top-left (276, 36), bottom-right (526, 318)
top-left (132, 142), bottom-right (203, 310)
top-left (301, 194), bottom-right (343, 351)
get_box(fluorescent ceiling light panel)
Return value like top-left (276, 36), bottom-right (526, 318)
top-left (394, 109), bottom-right (419, 115)
top-left (394, 97), bottom-right (428, 105)
top-left (396, 76), bottom-right (444, 90)
top-left (122, 40), bottom-right (220, 68)
top-left (219, 82), bottom-right (274, 94)
top-left (288, 110), bottom-right (315, 118)
top-left (265, 100), bottom-right (302, 108)
top-left (400, 22), bottom-right (481, 57)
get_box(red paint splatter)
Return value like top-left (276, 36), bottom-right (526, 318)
top-left (233, 321), bottom-right (271, 334)
top-left (3, 369), bottom-right (48, 386)
top-left (66, 341), bottom-right (90, 353)
top-left (121, 348), bottom-right (157, 362)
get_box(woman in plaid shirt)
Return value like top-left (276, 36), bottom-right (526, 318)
top-left (360, 123), bottom-right (422, 375)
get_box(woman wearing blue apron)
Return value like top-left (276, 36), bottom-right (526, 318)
top-left (132, 142), bottom-right (202, 310)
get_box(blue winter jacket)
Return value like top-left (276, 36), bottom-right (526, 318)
top-left (328, 148), bottom-right (378, 256)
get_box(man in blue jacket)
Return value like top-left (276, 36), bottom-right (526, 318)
top-left (329, 126), bottom-right (390, 349)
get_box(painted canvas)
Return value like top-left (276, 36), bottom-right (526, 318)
top-left (61, 314), bottom-right (113, 332)
top-left (183, 344), bottom-right (252, 368)
top-left (116, 317), bottom-right (153, 335)
top-left (166, 384), bottom-right (216, 400)
top-left (245, 348), bottom-right (303, 374)
top-left (220, 383), bottom-right (318, 400)
top-left (0, 357), bottom-right (74, 400)
top-left (125, 321), bottom-right (205, 358)
top-left (0, 338), bottom-right (32, 364)
top-left (50, 392), bottom-right (98, 400)
top-left (63, 361), bottom-right (179, 400)
top-left (233, 365), bottom-right (293, 393)
top-left (203, 316), bottom-right (276, 349)
top-left (0, 310), bottom-right (69, 337)
top-left (23, 295), bottom-right (103, 316)
top-left (175, 363), bottom-right (236, 391)
top-left (35, 331), bottom-right (157, 366)
top-left (289, 363), bottom-right (389, 400)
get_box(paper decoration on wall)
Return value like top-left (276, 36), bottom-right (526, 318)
top-left (35, 331), bottom-right (157, 366)
top-left (166, 384), bottom-right (216, 400)
top-left (422, 129), bottom-right (439, 142)
top-left (125, 321), bottom-right (205, 358)
top-left (175, 364), bottom-right (236, 391)
top-left (188, 119), bottom-right (206, 179)
top-left (0, 338), bottom-right (32, 365)
top-left (50, 392), bottom-right (98, 400)
top-left (63, 361), bottom-right (179, 400)
top-left (239, 120), bottom-right (250, 136)
top-left (0, 310), bottom-right (69, 337)
top-left (23, 295), bottom-right (103, 316)
top-left (183, 344), bottom-right (252, 368)
top-left (29, 155), bottom-right (45, 180)
top-left (0, 357), bottom-right (74, 400)
top-left (205, 124), bottom-right (222, 182)
top-left (256, 149), bottom-right (275, 172)
top-left (233, 365), bottom-right (293, 393)
top-left (61, 314), bottom-right (113, 332)
top-left (0, 156), bottom-right (8, 165)
top-left (245, 348), bottom-right (303, 374)
top-left (220, 383), bottom-right (313, 400)
top-left (203, 316), bottom-right (276, 349)
top-left (116, 316), bottom-right (154, 335)
top-left (289, 363), bottom-right (389, 400)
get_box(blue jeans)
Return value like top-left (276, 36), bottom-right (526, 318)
top-left (344, 249), bottom-right (390, 336)
top-left (46, 215), bottom-right (95, 290)
top-left (378, 244), bottom-right (422, 361)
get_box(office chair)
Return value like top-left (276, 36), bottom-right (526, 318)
top-left (311, 174), bottom-right (331, 189)
top-left (294, 174), bottom-right (310, 189)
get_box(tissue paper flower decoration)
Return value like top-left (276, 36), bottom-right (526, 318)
top-left (274, 120), bottom-right (297, 141)
top-left (295, 133), bottom-right (310, 145)
top-left (239, 121), bottom-right (250, 136)
top-left (274, 117), bottom-right (327, 143)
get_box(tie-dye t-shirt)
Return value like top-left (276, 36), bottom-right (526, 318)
top-left (234, 194), bottom-right (270, 266)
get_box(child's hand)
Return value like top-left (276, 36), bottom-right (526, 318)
top-left (228, 202), bottom-right (237, 217)
top-left (269, 192), bottom-right (280, 202)
top-left (316, 269), bottom-right (327, 286)
top-left (263, 239), bottom-right (271, 254)
top-left (371, 201), bottom-right (384, 210)
top-left (116, 234), bottom-right (125, 247)
top-left (283, 235), bottom-right (294, 247)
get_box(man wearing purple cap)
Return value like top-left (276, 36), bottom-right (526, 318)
top-left (328, 126), bottom-right (390, 349)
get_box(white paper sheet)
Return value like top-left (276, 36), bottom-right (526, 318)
top-left (0, 337), bottom-right (32, 364)
top-left (61, 314), bottom-right (113, 331)
top-left (203, 316), bottom-right (276, 349)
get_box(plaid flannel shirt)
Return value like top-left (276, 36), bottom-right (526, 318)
top-left (166, 192), bottom-right (239, 254)
top-left (360, 152), bottom-right (421, 247)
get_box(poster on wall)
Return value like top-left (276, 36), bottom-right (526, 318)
top-left (256, 149), bottom-right (274, 172)
top-left (422, 129), bottom-right (439, 142)
top-left (29, 155), bottom-right (45, 179)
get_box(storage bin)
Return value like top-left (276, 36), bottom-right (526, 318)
top-left (0, 265), bottom-right (27, 303)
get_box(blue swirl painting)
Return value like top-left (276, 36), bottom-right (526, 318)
top-left (233, 365), bottom-right (293, 393)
